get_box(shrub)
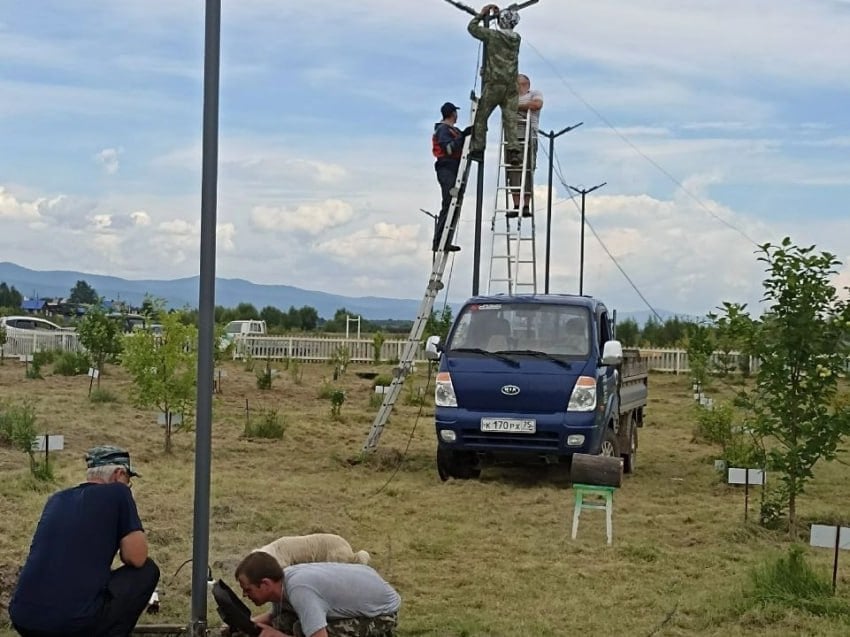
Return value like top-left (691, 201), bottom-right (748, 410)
top-left (372, 332), bottom-right (386, 363)
top-left (90, 388), bottom-right (118, 403)
top-left (330, 390), bottom-right (345, 419)
top-left (738, 545), bottom-right (850, 617)
top-left (54, 351), bottom-right (91, 376)
top-left (330, 346), bottom-right (350, 375)
top-left (372, 374), bottom-right (393, 389)
top-left (244, 408), bottom-right (286, 440)
top-left (317, 380), bottom-right (336, 400)
top-left (33, 350), bottom-right (56, 366)
top-left (256, 362), bottom-right (273, 390)
top-left (0, 400), bottom-right (51, 481)
top-left (369, 393), bottom-right (383, 409)
top-left (404, 383), bottom-right (426, 406)
top-left (289, 359), bottom-right (303, 385)
top-left (693, 402), bottom-right (763, 468)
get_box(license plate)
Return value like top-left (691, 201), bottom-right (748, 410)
top-left (480, 418), bottom-right (536, 434)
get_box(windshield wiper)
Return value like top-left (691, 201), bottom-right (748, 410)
top-left (496, 350), bottom-right (573, 370)
top-left (449, 347), bottom-right (520, 367)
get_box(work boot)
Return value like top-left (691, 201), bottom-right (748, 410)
top-left (506, 209), bottom-right (519, 219)
top-left (445, 244), bottom-right (461, 252)
top-left (467, 149), bottom-right (484, 162)
top-left (521, 206), bottom-right (532, 218)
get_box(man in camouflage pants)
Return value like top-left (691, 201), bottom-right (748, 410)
top-left (467, 3), bottom-right (522, 165)
top-left (232, 551), bottom-right (400, 637)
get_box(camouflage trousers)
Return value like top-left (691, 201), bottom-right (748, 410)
top-left (471, 80), bottom-right (520, 155)
top-left (274, 608), bottom-right (398, 637)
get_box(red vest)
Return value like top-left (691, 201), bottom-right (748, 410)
top-left (432, 126), bottom-right (462, 160)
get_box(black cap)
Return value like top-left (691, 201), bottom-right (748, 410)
top-left (440, 102), bottom-right (460, 118)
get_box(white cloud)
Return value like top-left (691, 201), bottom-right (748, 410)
top-left (131, 211), bottom-right (151, 226)
top-left (93, 147), bottom-right (122, 174)
top-left (0, 186), bottom-right (41, 220)
top-left (314, 222), bottom-right (422, 262)
top-left (251, 199), bottom-right (354, 236)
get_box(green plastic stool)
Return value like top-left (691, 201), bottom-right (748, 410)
top-left (571, 483), bottom-right (616, 545)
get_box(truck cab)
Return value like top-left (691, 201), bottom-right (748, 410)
top-left (425, 294), bottom-right (648, 480)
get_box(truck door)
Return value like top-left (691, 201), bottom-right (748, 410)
top-left (597, 307), bottom-right (618, 425)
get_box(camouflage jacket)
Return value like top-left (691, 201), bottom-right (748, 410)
top-left (468, 17), bottom-right (521, 85)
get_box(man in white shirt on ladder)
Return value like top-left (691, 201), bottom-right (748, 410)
top-left (507, 73), bottom-right (544, 218)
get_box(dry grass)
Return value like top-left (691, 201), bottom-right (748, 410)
top-left (0, 359), bottom-right (849, 636)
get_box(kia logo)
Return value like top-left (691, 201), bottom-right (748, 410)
top-left (501, 384), bottom-right (521, 396)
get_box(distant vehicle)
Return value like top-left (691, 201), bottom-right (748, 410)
top-left (149, 323), bottom-right (164, 337)
top-left (107, 312), bottom-right (147, 333)
top-left (0, 316), bottom-right (74, 336)
top-left (222, 320), bottom-right (267, 341)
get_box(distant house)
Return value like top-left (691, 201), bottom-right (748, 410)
top-left (21, 298), bottom-right (47, 314)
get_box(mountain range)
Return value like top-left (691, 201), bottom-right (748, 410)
top-left (0, 262), bottom-right (681, 322)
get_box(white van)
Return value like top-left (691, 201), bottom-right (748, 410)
top-left (222, 319), bottom-right (267, 344)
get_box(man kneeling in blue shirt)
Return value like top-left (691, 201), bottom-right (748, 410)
top-left (234, 551), bottom-right (401, 637)
top-left (9, 445), bottom-right (159, 637)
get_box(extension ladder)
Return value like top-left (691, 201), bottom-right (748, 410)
top-left (486, 114), bottom-right (537, 294)
top-left (362, 96), bottom-right (479, 452)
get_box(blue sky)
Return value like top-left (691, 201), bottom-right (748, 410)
top-left (2, 0), bottom-right (850, 316)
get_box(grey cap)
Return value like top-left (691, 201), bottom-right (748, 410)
top-left (85, 445), bottom-right (140, 477)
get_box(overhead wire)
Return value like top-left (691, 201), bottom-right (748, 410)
top-left (541, 142), bottom-right (665, 323)
top-left (523, 40), bottom-right (761, 247)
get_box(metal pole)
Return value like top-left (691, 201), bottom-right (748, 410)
top-left (473, 161), bottom-right (484, 295)
top-left (190, 1), bottom-right (220, 634)
top-left (579, 191), bottom-right (586, 296)
top-left (568, 182), bottom-right (606, 296)
top-left (539, 123), bottom-right (581, 294)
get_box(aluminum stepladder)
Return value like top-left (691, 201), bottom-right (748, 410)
top-left (362, 96), bottom-right (480, 452)
top-left (486, 113), bottom-right (537, 294)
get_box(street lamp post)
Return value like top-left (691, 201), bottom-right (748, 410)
top-left (568, 182), bottom-right (606, 296)
top-left (538, 122), bottom-right (582, 293)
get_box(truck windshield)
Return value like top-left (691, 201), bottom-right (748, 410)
top-left (446, 303), bottom-right (591, 358)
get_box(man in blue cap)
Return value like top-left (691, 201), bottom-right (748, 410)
top-left (9, 445), bottom-right (159, 637)
top-left (431, 101), bottom-right (472, 255)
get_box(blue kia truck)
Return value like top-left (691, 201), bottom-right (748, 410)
top-left (424, 295), bottom-right (648, 480)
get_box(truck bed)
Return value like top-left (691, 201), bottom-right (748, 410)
top-left (620, 348), bottom-right (648, 414)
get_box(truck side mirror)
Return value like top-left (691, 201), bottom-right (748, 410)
top-left (425, 335), bottom-right (442, 360)
top-left (601, 340), bottom-right (623, 365)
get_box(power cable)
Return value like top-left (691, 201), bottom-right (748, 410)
top-left (544, 144), bottom-right (665, 323)
top-left (524, 40), bottom-right (760, 247)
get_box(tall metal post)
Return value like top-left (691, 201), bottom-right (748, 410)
top-left (568, 182), bottom-right (606, 296)
top-left (472, 162), bottom-right (484, 295)
top-left (189, 1), bottom-right (220, 634)
top-left (538, 122), bottom-right (582, 293)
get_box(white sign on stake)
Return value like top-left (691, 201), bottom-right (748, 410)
top-left (157, 412), bottom-right (183, 426)
top-left (810, 524), bottom-right (850, 593)
top-left (31, 435), bottom-right (65, 452)
top-left (87, 368), bottom-right (100, 379)
top-left (727, 468), bottom-right (765, 485)
top-left (375, 385), bottom-right (390, 395)
top-left (19, 354), bottom-right (33, 362)
top-left (810, 525), bottom-right (850, 550)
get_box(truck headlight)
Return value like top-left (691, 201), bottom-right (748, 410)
top-left (567, 376), bottom-right (596, 412)
top-left (435, 372), bottom-right (457, 407)
top-left (567, 434), bottom-right (585, 446)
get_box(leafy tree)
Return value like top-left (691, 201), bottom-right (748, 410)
top-left (0, 282), bottom-right (23, 310)
top-left (424, 306), bottom-right (454, 343)
top-left (140, 294), bottom-right (167, 320)
top-left (614, 317), bottom-right (640, 346)
top-left (122, 313), bottom-right (197, 454)
top-left (260, 305), bottom-right (285, 329)
top-left (685, 321), bottom-right (715, 388)
top-left (298, 306), bottom-right (319, 331)
top-left (69, 280), bottom-right (99, 305)
top-left (235, 302), bottom-right (259, 320)
top-left (715, 238), bottom-right (850, 533)
top-left (77, 305), bottom-right (123, 391)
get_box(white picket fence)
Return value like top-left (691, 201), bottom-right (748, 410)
top-left (1, 332), bottom-right (84, 358)
top-left (0, 332), bottom-right (773, 375)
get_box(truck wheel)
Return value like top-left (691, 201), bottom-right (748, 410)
top-left (437, 448), bottom-right (480, 481)
top-left (600, 427), bottom-right (619, 458)
top-left (622, 416), bottom-right (638, 474)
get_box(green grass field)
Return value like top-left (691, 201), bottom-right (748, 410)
top-left (0, 357), bottom-right (848, 636)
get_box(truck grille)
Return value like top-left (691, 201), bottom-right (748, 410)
top-left (460, 428), bottom-right (561, 451)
